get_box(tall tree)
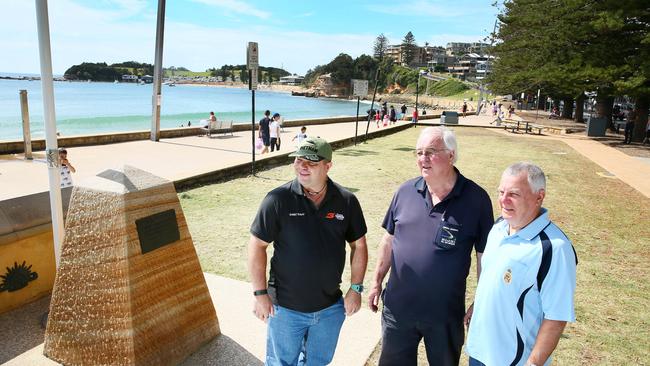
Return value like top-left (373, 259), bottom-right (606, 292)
top-left (373, 33), bottom-right (388, 60)
top-left (401, 31), bottom-right (417, 65)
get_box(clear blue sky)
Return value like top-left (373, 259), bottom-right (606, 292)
top-left (0, 0), bottom-right (498, 75)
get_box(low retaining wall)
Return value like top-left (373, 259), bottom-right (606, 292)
top-left (0, 188), bottom-right (72, 314)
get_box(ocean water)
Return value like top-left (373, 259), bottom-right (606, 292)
top-left (0, 78), bottom-right (361, 141)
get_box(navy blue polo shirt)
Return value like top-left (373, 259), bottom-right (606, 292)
top-left (382, 169), bottom-right (494, 321)
top-left (251, 178), bottom-right (367, 313)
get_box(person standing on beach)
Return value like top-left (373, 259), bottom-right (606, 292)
top-left (401, 104), bottom-right (408, 120)
top-left (248, 137), bottom-right (368, 366)
top-left (270, 113), bottom-right (282, 152)
top-left (259, 110), bottom-right (271, 154)
top-left (59, 148), bottom-right (76, 188)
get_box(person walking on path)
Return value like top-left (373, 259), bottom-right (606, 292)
top-left (462, 101), bottom-right (468, 117)
top-left (466, 162), bottom-right (577, 366)
top-left (259, 110), bottom-right (271, 154)
top-left (624, 108), bottom-right (637, 144)
top-left (389, 106), bottom-right (397, 124)
top-left (412, 108), bottom-right (419, 126)
top-left (400, 104), bottom-right (407, 120)
top-left (59, 148), bottom-right (76, 188)
top-left (368, 126), bottom-right (494, 366)
top-left (644, 119), bottom-right (650, 145)
top-left (248, 137), bottom-right (369, 366)
top-left (270, 113), bottom-right (282, 152)
top-left (292, 126), bottom-right (308, 146)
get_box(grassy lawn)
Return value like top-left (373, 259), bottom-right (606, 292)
top-left (179, 127), bottom-right (649, 365)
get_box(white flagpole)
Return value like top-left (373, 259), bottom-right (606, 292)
top-left (35, 0), bottom-right (64, 267)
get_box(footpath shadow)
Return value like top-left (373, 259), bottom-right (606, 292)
top-left (337, 149), bottom-right (378, 157)
top-left (179, 334), bottom-right (263, 366)
top-left (392, 146), bottom-right (414, 152)
top-left (0, 295), bottom-right (50, 364)
top-left (159, 140), bottom-right (250, 155)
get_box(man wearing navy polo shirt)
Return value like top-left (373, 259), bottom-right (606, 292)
top-left (248, 137), bottom-right (368, 366)
top-left (466, 162), bottom-right (577, 366)
top-left (368, 126), bottom-right (494, 365)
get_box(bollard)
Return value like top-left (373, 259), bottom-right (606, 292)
top-left (19, 90), bottom-right (33, 160)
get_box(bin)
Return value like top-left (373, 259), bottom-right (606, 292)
top-left (586, 117), bottom-right (607, 137)
top-left (441, 111), bottom-right (459, 124)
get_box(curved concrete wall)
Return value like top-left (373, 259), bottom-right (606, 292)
top-left (0, 188), bottom-right (72, 314)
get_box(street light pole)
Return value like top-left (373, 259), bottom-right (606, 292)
top-left (35, 0), bottom-right (64, 267)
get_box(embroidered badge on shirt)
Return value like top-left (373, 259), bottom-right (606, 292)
top-left (503, 269), bottom-right (512, 284)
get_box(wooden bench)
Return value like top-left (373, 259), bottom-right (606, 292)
top-left (219, 120), bottom-right (234, 136)
top-left (202, 120), bottom-right (219, 137)
top-left (202, 120), bottom-right (235, 137)
top-left (502, 119), bottom-right (543, 135)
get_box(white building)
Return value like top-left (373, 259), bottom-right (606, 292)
top-left (279, 74), bottom-right (305, 85)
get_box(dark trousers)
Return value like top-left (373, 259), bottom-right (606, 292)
top-left (270, 137), bottom-right (280, 151)
top-left (624, 122), bottom-right (634, 144)
top-left (379, 306), bottom-right (464, 366)
top-left (469, 357), bottom-right (486, 366)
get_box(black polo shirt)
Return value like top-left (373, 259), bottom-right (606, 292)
top-left (250, 178), bottom-right (367, 313)
top-left (382, 169), bottom-right (494, 322)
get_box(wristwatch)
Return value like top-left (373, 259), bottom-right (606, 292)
top-left (350, 283), bottom-right (364, 294)
top-left (253, 289), bottom-right (268, 296)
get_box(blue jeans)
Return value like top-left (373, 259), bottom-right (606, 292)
top-left (266, 298), bottom-right (345, 366)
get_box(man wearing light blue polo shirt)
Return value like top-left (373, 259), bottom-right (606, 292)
top-left (466, 162), bottom-right (577, 366)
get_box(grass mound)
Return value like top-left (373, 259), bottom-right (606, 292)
top-left (428, 78), bottom-right (470, 96)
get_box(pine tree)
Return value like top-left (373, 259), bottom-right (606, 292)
top-left (401, 31), bottom-right (417, 66)
top-left (373, 34), bottom-right (388, 60)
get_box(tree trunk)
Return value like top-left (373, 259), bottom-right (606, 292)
top-left (537, 95), bottom-right (546, 110)
top-left (562, 97), bottom-right (574, 119)
top-left (574, 93), bottom-right (585, 123)
top-left (633, 95), bottom-right (649, 142)
top-left (595, 95), bottom-right (614, 130)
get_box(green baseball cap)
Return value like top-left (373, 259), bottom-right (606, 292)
top-left (289, 137), bottom-right (332, 162)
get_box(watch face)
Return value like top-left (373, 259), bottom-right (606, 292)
top-left (351, 284), bottom-right (364, 293)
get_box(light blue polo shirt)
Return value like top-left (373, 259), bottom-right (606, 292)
top-left (466, 208), bottom-right (577, 366)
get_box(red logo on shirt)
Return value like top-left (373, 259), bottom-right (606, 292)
top-left (325, 212), bottom-right (335, 219)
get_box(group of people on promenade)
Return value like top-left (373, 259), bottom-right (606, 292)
top-left (257, 110), bottom-right (309, 154)
top-left (247, 126), bottom-right (578, 366)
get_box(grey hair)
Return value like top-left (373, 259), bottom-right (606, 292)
top-left (418, 126), bottom-right (458, 163)
top-left (502, 162), bottom-right (546, 193)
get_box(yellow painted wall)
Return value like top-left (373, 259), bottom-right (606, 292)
top-left (0, 230), bottom-right (55, 314)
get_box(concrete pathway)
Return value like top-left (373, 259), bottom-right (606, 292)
top-left (502, 115), bottom-right (650, 198)
top-left (0, 273), bottom-right (381, 366)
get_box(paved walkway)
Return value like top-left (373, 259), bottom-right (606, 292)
top-left (0, 273), bottom-right (381, 366)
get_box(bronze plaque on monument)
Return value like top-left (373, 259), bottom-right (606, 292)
top-left (136, 209), bottom-right (180, 254)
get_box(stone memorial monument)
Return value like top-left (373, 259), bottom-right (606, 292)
top-left (44, 166), bottom-right (219, 365)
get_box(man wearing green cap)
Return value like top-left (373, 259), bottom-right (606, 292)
top-left (248, 137), bottom-right (369, 366)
